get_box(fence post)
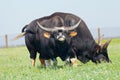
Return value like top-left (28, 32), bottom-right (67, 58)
top-left (5, 34), bottom-right (8, 48)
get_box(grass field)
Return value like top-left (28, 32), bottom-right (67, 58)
top-left (0, 38), bottom-right (120, 80)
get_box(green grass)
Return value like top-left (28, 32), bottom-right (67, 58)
top-left (0, 38), bottom-right (120, 80)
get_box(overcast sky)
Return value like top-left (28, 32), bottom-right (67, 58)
top-left (0, 0), bottom-right (120, 35)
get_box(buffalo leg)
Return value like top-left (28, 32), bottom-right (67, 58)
top-left (25, 34), bottom-right (37, 66)
top-left (39, 59), bottom-right (45, 67)
top-left (29, 50), bottom-right (37, 66)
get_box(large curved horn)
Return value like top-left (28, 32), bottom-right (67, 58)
top-left (54, 20), bottom-right (81, 31)
top-left (37, 21), bottom-right (55, 32)
top-left (98, 27), bottom-right (104, 45)
top-left (103, 39), bottom-right (112, 49)
top-left (98, 27), bottom-right (101, 45)
top-left (37, 21), bottom-right (66, 32)
top-left (37, 20), bottom-right (81, 32)
top-left (64, 20), bottom-right (81, 31)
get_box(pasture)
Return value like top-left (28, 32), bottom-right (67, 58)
top-left (0, 38), bottom-right (120, 80)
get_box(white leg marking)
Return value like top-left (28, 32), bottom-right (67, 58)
top-left (53, 59), bottom-right (57, 66)
top-left (45, 59), bottom-right (51, 67)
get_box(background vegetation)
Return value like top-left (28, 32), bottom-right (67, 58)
top-left (0, 38), bottom-right (120, 80)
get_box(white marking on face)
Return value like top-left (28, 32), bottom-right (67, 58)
top-left (57, 32), bottom-right (65, 41)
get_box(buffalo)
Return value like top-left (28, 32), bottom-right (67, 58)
top-left (14, 12), bottom-right (112, 67)
top-left (14, 13), bottom-right (81, 67)
top-left (71, 27), bottom-right (112, 64)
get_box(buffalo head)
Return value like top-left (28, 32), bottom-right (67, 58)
top-left (73, 27), bottom-right (112, 64)
top-left (93, 27), bottom-right (112, 63)
top-left (37, 20), bottom-right (81, 42)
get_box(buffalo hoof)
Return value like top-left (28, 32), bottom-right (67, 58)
top-left (31, 59), bottom-right (36, 66)
top-left (70, 58), bottom-right (78, 67)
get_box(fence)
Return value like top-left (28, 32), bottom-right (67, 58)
top-left (0, 27), bottom-right (120, 48)
top-left (0, 34), bottom-right (25, 48)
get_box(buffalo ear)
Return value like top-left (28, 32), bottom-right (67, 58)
top-left (43, 32), bottom-right (51, 38)
top-left (70, 31), bottom-right (77, 37)
top-left (103, 39), bottom-right (112, 49)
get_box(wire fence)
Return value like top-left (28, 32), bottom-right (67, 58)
top-left (0, 34), bottom-right (25, 48)
top-left (0, 27), bottom-right (120, 48)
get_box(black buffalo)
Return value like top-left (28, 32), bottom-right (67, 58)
top-left (14, 12), bottom-right (111, 67)
top-left (71, 27), bottom-right (112, 64)
top-left (14, 13), bottom-right (80, 67)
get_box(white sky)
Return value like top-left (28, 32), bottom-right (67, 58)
top-left (0, 0), bottom-right (120, 35)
